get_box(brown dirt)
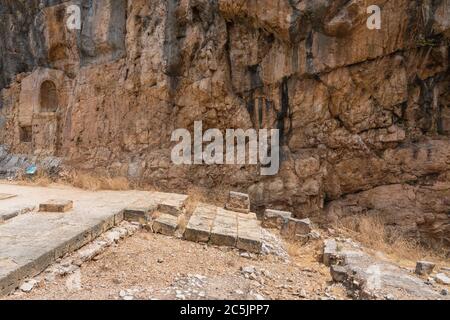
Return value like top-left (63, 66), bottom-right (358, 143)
top-left (6, 230), bottom-right (348, 300)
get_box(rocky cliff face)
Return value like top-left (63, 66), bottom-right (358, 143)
top-left (0, 0), bottom-right (449, 246)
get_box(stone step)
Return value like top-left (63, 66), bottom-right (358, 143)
top-left (155, 193), bottom-right (188, 217)
top-left (210, 208), bottom-right (238, 247)
top-left (123, 200), bottom-right (157, 223)
top-left (183, 203), bottom-right (217, 243)
top-left (225, 191), bottom-right (250, 214)
top-left (152, 213), bottom-right (179, 236)
top-left (237, 213), bottom-right (262, 253)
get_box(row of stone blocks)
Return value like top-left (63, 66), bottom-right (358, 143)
top-left (184, 203), bottom-right (262, 254)
top-left (262, 209), bottom-right (312, 240)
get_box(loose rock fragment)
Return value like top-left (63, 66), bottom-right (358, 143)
top-left (225, 191), bottom-right (250, 214)
top-left (330, 265), bottom-right (347, 283)
top-left (262, 209), bottom-right (292, 229)
top-left (415, 261), bottom-right (435, 276)
top-left (124, 200), bottom-right (156, 223)
top-left (280, 217), bottom-right (312, 240)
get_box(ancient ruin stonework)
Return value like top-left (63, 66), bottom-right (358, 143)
top-left (0, 1), bottom-right (449, 246)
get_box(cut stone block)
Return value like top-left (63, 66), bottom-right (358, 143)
top-left (280, 217), bottom-right (312, 240)
top-left (184, 203), bottom-right (217, 243)
top-left (152, 213), bottom-right (179, 236)
top-left (0, 194), bottom-right (16, 201)
top-left (210, 208), bottom-right (238, 247)
top-left (237, 213), bottom-right (262, 253)
top-left (262, 209), bottom-right (292, 229)
top-left (157, 195), bottom-right (188, 217)
top-left (415, 261), bottom-right (436, 276)
top-left (124, 200), bottom-right (157, 223)
top-left (225, 191), bottom-right (250, 214)
top-left (323, 239), bottom-right (338, 266)
top-left (39, 200), bottom-right (73, 213)
top-left (435, 273), bottom-right (450, 285)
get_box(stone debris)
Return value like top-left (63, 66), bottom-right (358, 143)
top-left (0, 146), bottom-right (62, 180)
top-left (435, 273), bottom-right (450, 285)
top-left (280, 217), bottom-right (312, 240)
top-left (262, 209), bottom-right (292, 229)
top-left (19, 279), bottom-right (37, 293)
top-left (260, 228), bottom-right (290, 261)
top-left (0, 206), bottom-right (35, 224)
top-left (241, 266), bottom-right (257, 275)
top-left (415, 261), bottom-right (436, 276)
top-left (152, 213), bottom-right (179, 236)
top-left (39, 199), bottom-right (73, 212)
top-left (119, 288), bottom-right (144, 300)
top-left (225, 191), bottom-right (250, 214)
top-left (330, 265), bottom-right (347, 282)
top-left (324, 238), bottom-right (443, 300)
top-left (149, 274), bottom-right (209, 300)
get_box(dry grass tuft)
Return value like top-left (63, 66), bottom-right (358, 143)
top-left (335, 214), bottom-right (447, 265)
top-left (184, 187), bottom-right (209, 215)
top-left (286, 241), bottom-right (302, 257)
top-left (17, 170), bottom-right (52, 187)
top-left (177, 214), bottom-right (188, 231)
top-left (67, 172), bottom-right (130, 191)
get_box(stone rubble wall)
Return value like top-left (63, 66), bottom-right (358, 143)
top-left (0, 0), bottom-right (449, 245)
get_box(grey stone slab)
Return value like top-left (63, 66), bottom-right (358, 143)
top-left (210, 208), bottom-right (238, 247)
top-left (237, 213), bottom-right (262, 253)
top-left (184, 203), bottom-right (217, 243)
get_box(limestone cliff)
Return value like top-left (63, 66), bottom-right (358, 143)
top-left (0, 0), bottom-right (449, 246)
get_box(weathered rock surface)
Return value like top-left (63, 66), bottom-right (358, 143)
top-left (324, 238), bottom-right (447, 300)
top-left (0, 1), bottom-right (449, 246)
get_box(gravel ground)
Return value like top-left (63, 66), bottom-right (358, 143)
top-left (5, 229), bottom-right (348, 300)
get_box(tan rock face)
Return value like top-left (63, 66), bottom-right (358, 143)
top-left (0, 0), bottom-right (449, 245)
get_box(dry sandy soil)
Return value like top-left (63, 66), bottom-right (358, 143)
top-left (6, 229), bottom-right (348, 301)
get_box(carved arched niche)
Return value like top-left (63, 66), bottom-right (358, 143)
top-left (39, 80), bottom-right (58, 113)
